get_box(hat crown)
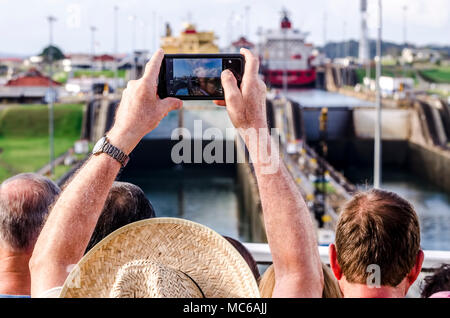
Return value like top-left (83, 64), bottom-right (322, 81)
top-left (110, 260), bottom-right (204, 298)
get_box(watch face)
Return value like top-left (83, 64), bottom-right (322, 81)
top-left (93, 137), bottom-right (106, 154)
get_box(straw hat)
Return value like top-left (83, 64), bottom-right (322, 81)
top-left (59, 218), bottom-right (260, 298)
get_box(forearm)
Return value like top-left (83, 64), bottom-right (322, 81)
top-left (243, 129), bottom-right (322, 296)
top-left (30, 154), bottom-right (121, 296)
top-left (29, 49), bottom-right (181, 297)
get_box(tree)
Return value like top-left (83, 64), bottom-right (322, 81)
top-left (40, 45), bottom-right (65, 63)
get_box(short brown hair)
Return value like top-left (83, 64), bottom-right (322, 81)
top-left (335, 189), bottom-right (420, 287)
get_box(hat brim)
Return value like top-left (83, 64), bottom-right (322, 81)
top-left (60, 218), bottom-right (260, 298)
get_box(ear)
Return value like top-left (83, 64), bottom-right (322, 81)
top-left (329, 244), bottom-right (342, 280)
top-left (406, 250), bottom-right (424, 286)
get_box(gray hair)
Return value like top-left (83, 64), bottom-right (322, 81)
top-left (0, 173), bottom-right (61, 251)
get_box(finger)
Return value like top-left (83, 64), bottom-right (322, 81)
top-left (143, 49), bottom-right (164, 86)
top-left (213, 100), bottom-right (226, 107)
top-left (221, 69), bottom-right (242, 106)
top-left (240, 48), bottom-right (259, 78)
top-left (158, 97), bottom-right (183, 113)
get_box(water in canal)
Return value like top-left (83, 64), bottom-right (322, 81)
top-left (120, 166), bottom-right (252, 243)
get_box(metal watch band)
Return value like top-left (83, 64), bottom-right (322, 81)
top-left (102, 138), bottom-right (130, 168)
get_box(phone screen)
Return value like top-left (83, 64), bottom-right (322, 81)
top-left (166, 58), bottom-right (224, 98)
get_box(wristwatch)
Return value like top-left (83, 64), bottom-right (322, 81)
top-left (92, 136), bottom-right (130, 168)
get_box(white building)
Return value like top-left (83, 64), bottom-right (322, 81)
top-left (401, 48), bottom-right (442, 64)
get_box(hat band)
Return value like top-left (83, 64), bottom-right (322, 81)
top-left (182, 271), bottom-right (205, 298)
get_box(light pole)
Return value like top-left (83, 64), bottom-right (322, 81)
top-left (152, 11), bottom-right (157, 52)
top-left (343, 21), bottom-right (347, 86)
top-left (47, 15), bottom-right (57, 177)
top-left (245, 6), bottom-right (250, 39)
top-left (129, 15), bottom-right (137, 79)
top-left (323, 11), bottom-right (327, 49)
top-left (282, 27), bottom-right (288, 96)
top-left (114, 6), bottom-right (119, 90)
top-left (129, 15), bottom-right (137, 53)
top-left (374, 0), bottom-right (383, 189)
top-left (90, 26), bottom-right (97, 69)
top-left (403, 5), bottom-right (408, 47)
top-left (140, 20), bottom-right (147, 51)
top-left (281, 9), bottom-right (289, 96)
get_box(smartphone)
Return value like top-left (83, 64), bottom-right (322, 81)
top-left (158, 54), bottom-right (245, 100)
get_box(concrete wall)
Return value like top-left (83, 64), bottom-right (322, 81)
top-left (408, 142), bottom-right (450, 193)
top-left (353, 108), bottom-right (411, 140)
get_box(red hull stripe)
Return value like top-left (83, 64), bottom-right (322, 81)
top-left (265, 70), bottom-right (317, 86)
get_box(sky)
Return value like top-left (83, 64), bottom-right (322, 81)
top-left (0, 0), bottom-right (449, 56)
top-left (174, 59), bottom-right (222, 78)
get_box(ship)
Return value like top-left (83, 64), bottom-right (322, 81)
top-left (160, 23), bottom-right (219, 54)
top-left (259, 10), bottom-right (316, 87)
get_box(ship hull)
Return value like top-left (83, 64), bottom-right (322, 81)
top-left (264, 69), bottom-right (317, 87)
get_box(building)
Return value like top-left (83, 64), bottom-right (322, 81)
top-left (65, 54), bottom-right (93, 70)
top-left (401, 48), bottom-right (442, 64)
top-left (229, 37), bottom-right (255, 52)
top-left (161, 23), bottom-right (219, 53)
top-left (0, 68), bottom-right (64, 103)
top-left (93, 54), bottom-right (116, 71)
top-left (0, 57), bottom-right (24, 85)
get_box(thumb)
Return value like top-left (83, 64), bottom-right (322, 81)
top-left (158, 97), bottom-right (183, 113)
top-left (221, 69), bottom-right (242, 107)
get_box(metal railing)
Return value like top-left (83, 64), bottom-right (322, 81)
top-left (244, 242), bottom-right (450, 271)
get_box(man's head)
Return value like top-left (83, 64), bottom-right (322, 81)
top-left (85, 182), bottom-right (155, 253)
top-left (0, 173), bottom-right (61, 253)
top-left (329, 189), bottom-right (424, 297)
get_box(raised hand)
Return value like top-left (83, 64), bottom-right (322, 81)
top-left (109, 49), bottom-right (182, 154)
top-left (215, 48), bottom-right (268, 131)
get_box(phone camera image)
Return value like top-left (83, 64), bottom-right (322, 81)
top-left (166, 58), bottom-right (223, 98)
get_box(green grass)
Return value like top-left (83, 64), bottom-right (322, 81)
top-left (427, 89), bottom-right (450, 98)
top-left (73, 69), bottom-right (126, 79)
top-left (0, 137), bottom-right (78, 181)
top-left (0, 104), bottom-right (84, 182)
top-left (355, 67), bottom-right (417, 84)
top-left (0, 104), bottom-right (83, 138)
top-left (419, 67), bottom-right (450, 84)
top-left (53, 71), bottom-right (68, 84)
top-left (355, 66), bottom-right (419, 86)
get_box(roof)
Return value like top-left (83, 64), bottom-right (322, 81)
top-left (0, 57), bottom-right (23, 63)
top-left (93, 54), bottom-right (116, 62)
top-left (232, 37), bottom-right (255, 48)
top-left (5, 68), bottom-right (61, 87)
